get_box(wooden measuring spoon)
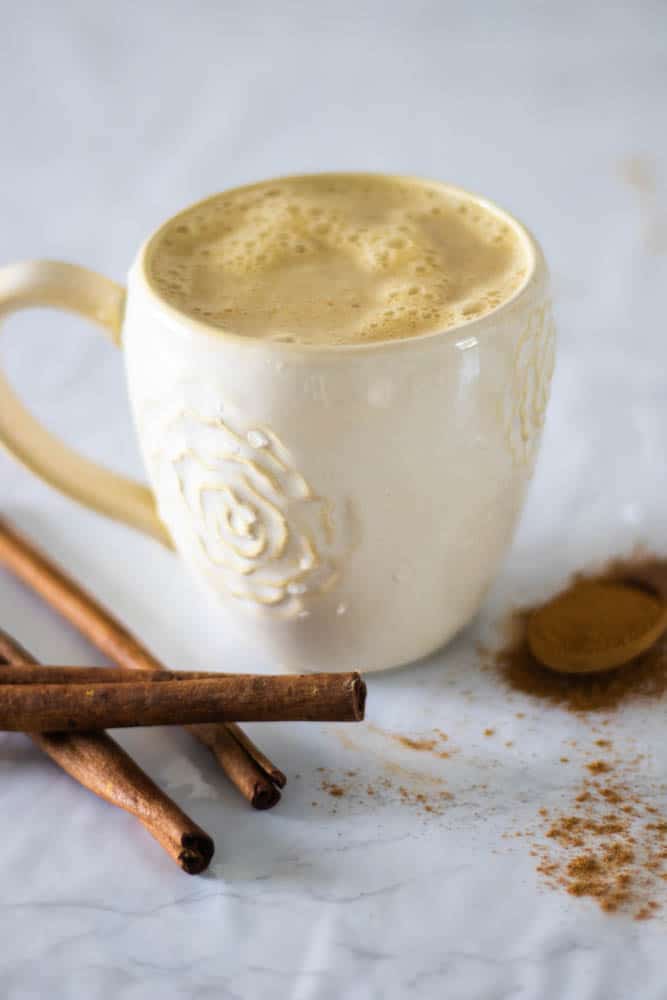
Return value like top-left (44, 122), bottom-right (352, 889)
top-left (527, 578), bottom-right (667, 675)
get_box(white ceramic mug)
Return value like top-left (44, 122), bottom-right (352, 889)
top-left (0, 176), bottom-right (555, 672)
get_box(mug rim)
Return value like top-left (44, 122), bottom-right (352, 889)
top-left (136, 171), bottom-right (543, 355)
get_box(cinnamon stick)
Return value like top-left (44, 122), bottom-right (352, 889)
top-left (214, 722), bottom-right (286, 789)
top-left (190, 724), bottom-right (281, 808)
top-left (0, 632), bottom-right (213, 874)
top-left (0, 669), bottom-right (366, 730)
top-left (0, 518), bottom-right (285, 808)
top-left (0, 663), bottom-right (225, 684)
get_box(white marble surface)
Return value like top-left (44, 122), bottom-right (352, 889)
top-left (1, 2), bottom-right (667, 996)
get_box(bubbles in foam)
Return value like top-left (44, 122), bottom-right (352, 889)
top-left (148, 174), bottom-right (527, 345)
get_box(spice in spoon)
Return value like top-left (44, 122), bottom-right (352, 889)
top-left (527, 579), bottom-right (667, 675)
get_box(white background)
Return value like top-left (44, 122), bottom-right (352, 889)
top-left (1, 2), bottom-right (666, 997)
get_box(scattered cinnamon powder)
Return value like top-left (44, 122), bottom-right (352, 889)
top-left (586, 760), bottom-right (612, 775)
top-left (396, 736), bottom-right (439, 752)
top-left (367, 723), bottom-right (453, 759)
top-left (494, 556), bottom-right (667, 920)
top-left (483, 728), bottom-right (495, 737)
top-left (599, 787), bottom-right (623, 805)
top-left (323, 783), bottom-right (345, 798)
top-left (534, 758), bottom-right (667, 918)
top-left (395, 785), bottom-right (451, 813)
top-left (317, 766), bottom-right (451, 816)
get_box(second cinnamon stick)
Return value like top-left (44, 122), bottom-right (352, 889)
top-left (0, 634), bottom-right (213, 873)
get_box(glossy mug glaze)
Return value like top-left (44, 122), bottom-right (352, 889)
top-left (0, 174), bottom-right (555, 672)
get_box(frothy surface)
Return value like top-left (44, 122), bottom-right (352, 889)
top-left (147, 174), bottom-right (529, 345)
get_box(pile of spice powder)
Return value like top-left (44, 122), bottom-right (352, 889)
top-left (489, 556), bottom-right (667, 919)
top-left (490, 557), bottom-right (667, 713)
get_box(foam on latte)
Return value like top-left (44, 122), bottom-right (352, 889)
top-left (147, 173), bottom-right (529, 345)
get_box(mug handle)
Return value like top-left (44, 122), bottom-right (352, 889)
top-left (0, 260), bottom-right (172, 546)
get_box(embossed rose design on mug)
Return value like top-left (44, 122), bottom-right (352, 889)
top-left (0, 174), bottom-right (555, 672)
top-left (139, 387), bottom-right (341, 615)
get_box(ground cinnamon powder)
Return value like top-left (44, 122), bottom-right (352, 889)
top-left (491, 556), bottom-right (667, 919)
top-left (317, 764), bottom-right (451, 816)
top-left (492, 559), bottom-right (667, 713)
top-left (497, 629), bottom-right (667, 712)
top-left (527, 580), bottom-right (666, 672)
top-left (534, 757), bottom-right (667, 919)
top-left (366, 724), bottom-right (453, 759)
